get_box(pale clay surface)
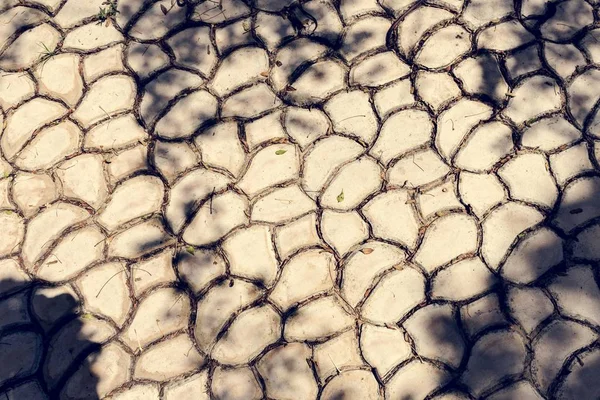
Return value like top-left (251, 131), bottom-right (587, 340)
top-left (1, 0), bottom-right (600, 399)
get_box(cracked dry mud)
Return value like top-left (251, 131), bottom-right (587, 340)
top-left (2, 0), bottom-right (600, 398)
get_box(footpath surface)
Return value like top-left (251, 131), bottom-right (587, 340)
top-left (2, 0), bottom-right (600, 398)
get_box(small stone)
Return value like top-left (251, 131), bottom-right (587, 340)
top-left (274, 213), bottom-right (322, 259)
top-left (83, 45), bottom-right (125, 83)
top-left (502, 227), bottom-right (563, 284)
top-left (56, 154), bottom-right (108, 209)
top-left (460, 294), bottom-right (507, 338)
top-left (84, 114), bottom-right (148, 151)
top-left (183, 191), bottom-right (249, 246)
top-left (284, 107), bottom-right (330, 149)
top-left (477, 20), bottom-right (535, 52)
top-left (507, 286), bottom-right (555, 334)
top-left (212, 367), bottom-right (262, 400)
top-left (321, 370), bottom-right (381, 400)
top-left (414, 213), bottom-right (478, 274)
top-left (550, 143), bottom-right (595, 186)
top-left (405, 304), bottom-right (465, 368)
top-left (36, 226), bottom-right (105, 282)
top-left (373, 78), bottom-right (415, 118)
top-left (503, 76), bottom-right (562, 125)
top-left (108, 218), bottom-right (174, 259)
top-left (0, 331), bottom-right (42, 386)
top-left (320, 157), bottom-right (382, 210)
top-left (482, 202), bottom-right (544, 270)
top-left (131, 250), bottom-right (177, 296)
top-left (63, 23), bottom-right (124, 52)
top-left (416, 71), bottom-right (461, 112)
top-left (72, 74), bottom-right (135, 127)
top-left (98, 176), bottom-right (164, 232)
top-left (177, 248), bottom-right (225, 295)
top-left (363, 189), bottom-right (420, 249)
top-left (237, 144), bottom-right (299, 197)
top-left (135, 334), bottom-right (205, 381)
top-left (415, 25), bottom-right (471, 69)
top-left (163, 372), bottom-right (209, 400)
top-left (549, 265), bottom-right (600, 326)
top-left (221, 84), bottom-right (281, 119)
top-left (522, 116), bottom-right (581, 152)
top-left (270, 249), bottom-right (335, 310)
top-left (320, 210), bottom-right (369, 256)
top-left (34, 53), bottom-right (83, 106)
top-left (554, 177), bottom-right (600, 233)
top-left (284, 295), bottom-right (355, 341)
top-left (361, 267), bottom-right (426, 324)
top-left (0, 24), bottom-right (60, 70)
top-left (324, 90), bottom-right (379, 144)
top-left (350, 51), bottom-right (411, 87)
top-left (76, 262), bottom-right (131, 327)
top-left (31, 285), bottom-right (79, 331)
top-left (222, 225), bottom-right (279, 286)
top-left (532, 320), bottom-right (597, 394)
top-left (461, 330), bottom-right (527, 396)
top-left (370, 109), bottom-right (433, 165)
top-left (61, 342), bottom-right (132, 400)
top-left (432, 257), bottom-right (496, 301)
top-left (121, 287), bottom-right (190, 351)
top-left (386, 360), bottom-right (451, 399)
top-left (126, 42), bottom-right (170, 80)
top-left (44, 317), bottom-right (115, 388)
top-left (155, 90), bottom-right (218, 139)
top-left (194, 279), bottom-right (261, 352)
top-left (251, 185), bottom-right (316, 224)
top-left (360, 324), bottom-right (411, 377)
top-left (258, 343), bottom-right (318, 400)
top-left (212, 305), bottom-right (281, 365)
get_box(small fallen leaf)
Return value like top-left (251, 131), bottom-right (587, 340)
top-left (260, 71), bottom-right (269, 77)
top-left (82, 313), bottom-right (94, 320)
top-left (505, 91), bottom-right (515, 98)
top-left (275, 60), bottom-right (283, 67)
top-left (229, 279), bottom-right (235, 287)
top-left (570, 208), bottom-right (583, 215)
top-left (160, 4), bottom-right (168, 14)
top-left (285, 85), bottom-right (296, 92)
top-left (275, 149), bottom-right (287, 155)
top-left (361, 248), bottom-right (374, 255)
top-left (207, 45), bottom-right (211, 55)
top-left (242, 20), bottom-right (251, 31)
top-left (337, 190), bottom-right (344, 203)
top-left (186, 245), bottom-right (195, 255)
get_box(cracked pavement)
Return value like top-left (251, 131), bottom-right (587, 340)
top-left (2, 0), bottom-right (600, 398)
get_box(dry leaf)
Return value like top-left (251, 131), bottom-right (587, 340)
top-left (160, 4), bottom-right (169, 14)
top-left (285, 85), bottom-right (296, 92)
top-left (260, 71), bottom-right (269, 77)
top-left (186, 245), bottom-right (195, 255)
top-left (275, 149), bottom-right (287, 155)
top-left (276, 60), bottom-right (283, 67)
top-left (336, 190), bottom-right (344, 203)
top-left (361, 248), bottom-right (374, 255)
